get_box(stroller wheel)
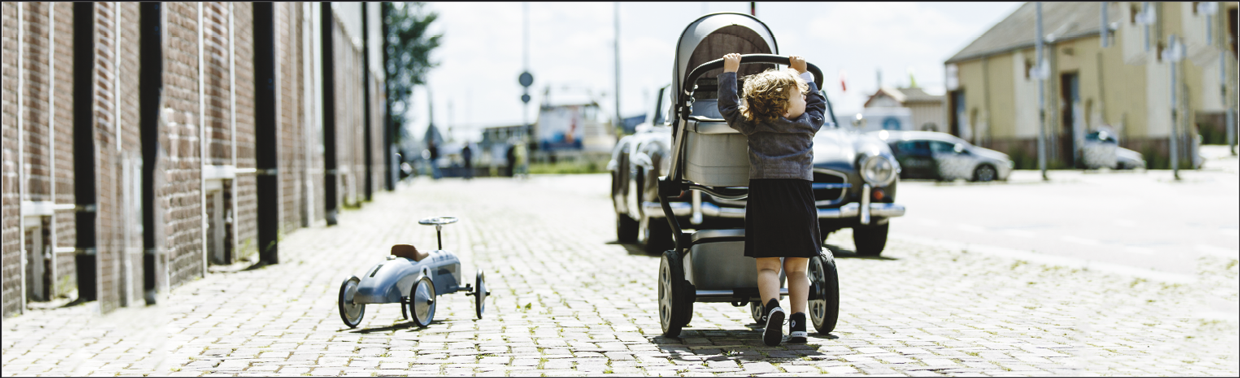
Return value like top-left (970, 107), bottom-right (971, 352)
top-left (749, 301), bottom-right (764, 324)
top-left (658, 249), bottom-right (691, 337)
top-left (409, 276), bottom-right (437, 327)
top-left (807, 251), bottom-right (840, 334)
top-left (338, 276), bottom-right (365, 328)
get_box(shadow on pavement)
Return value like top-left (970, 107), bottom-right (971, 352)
top-left (605, 240), bottom-right (662, 257)
top-left (647, 328), bottom-right (834, 361)
top-left (825, 243), bottom-right (898, 261)
top-left (347, 322), bottom-right (419, 334)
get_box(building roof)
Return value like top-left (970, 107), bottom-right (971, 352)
top-left (946, 2), bottom-right (1122, 64)
top-left (863, 86), bottom-right (943, 108)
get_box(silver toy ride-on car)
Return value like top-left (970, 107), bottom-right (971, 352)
top-left (655, 12), bottom-right (840, 338)
top-left (337, 216), bottom-right (490, 329)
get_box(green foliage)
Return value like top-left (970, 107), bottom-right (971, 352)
top-left (384, 2), bottom-right (443, 143)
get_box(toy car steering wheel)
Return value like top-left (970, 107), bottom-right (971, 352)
top-left (418, 216), bottom-right (458, 250)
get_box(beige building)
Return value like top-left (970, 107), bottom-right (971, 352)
top-left (944, 2), bottom-right (1238, 169)
top-left (864, 86), bottom-right (947, 131)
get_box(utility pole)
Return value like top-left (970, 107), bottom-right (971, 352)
top-left (1036, 2), bottom-right (1048, 181)
top-left (1167, 34), bottom-right (1183, 180)
top-left (614, 2), bottom-right (621, 135)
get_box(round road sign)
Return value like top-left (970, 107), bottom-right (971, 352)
top-left (519, 72), bottom-right (533, 87)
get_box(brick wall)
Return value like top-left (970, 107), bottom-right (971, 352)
top-left (162, 2), bottom-right (204, 288)
top-left (51, 3), bottom-right (76, 300)
top-left (203, 3), bottom-right (230, 168)
top-left (2, 1), bottom-right (22, 318)
top-left (233, 3), bottom-right (257, 260)
top-left (278, 3), bottom-right (304, 235)
top-left (23, 3), bottom-right (51, 204)
top-left (2, 1), bottom-right (386, 318)
top-left (118, 2), bottom-right (143, 306)
top-left (94, 1), bottom-right (122, 314)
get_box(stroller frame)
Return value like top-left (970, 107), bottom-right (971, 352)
top-left (655, 12), bottom-right (840, 338)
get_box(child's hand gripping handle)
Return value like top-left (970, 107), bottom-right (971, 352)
top-left (683, 54), bottom-right (824, 94)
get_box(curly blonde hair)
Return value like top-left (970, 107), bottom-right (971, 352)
top-left (738, 68), bottom-right (809, 123)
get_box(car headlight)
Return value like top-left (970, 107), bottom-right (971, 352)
top-left (860, 155), bottom-right (897, 187)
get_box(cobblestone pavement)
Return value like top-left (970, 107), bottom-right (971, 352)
top-left (3, 174), bottom-right (1238, 376)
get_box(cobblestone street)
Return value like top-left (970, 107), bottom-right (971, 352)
top-left (3, 174), bottom-right (1238, 376)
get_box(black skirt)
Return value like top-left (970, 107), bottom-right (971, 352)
top-left (744, 179), bottom-right (822, 258)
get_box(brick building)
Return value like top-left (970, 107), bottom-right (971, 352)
top-left (2, 2), bottom-right (389, 317)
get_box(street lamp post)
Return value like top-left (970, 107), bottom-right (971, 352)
top-left (1166, 34), bottom-right (1183, 180)
top-left (1035, 2), bottom-right (1048, 181)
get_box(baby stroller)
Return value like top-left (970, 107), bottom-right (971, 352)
top-left (655, 12), bottom-right (841, 338)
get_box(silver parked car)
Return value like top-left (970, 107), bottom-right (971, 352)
top-left (874, 130), bottom-right (1014, 182)
top-left (1083, 129), bottom-right (1146, 170)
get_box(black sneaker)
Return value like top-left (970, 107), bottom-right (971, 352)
top-left (788, 312), bottom-right (808, 343)
top-left (762, 299), bottom-right (785, 346)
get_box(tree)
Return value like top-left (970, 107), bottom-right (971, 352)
top-left (384, 2), bottom-right (442, 145)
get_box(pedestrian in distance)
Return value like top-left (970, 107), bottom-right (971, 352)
top-left (717, 53), bottom-right (826, 346)
top-left (462, 144), bottom-right (474, 180)
top-left (428, 140), bottom-right (442, 180)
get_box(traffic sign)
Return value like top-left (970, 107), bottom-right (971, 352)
top-left (521, 93), bottom-right (531, 104)
top-left (519, 72), bottom-right (533, 87)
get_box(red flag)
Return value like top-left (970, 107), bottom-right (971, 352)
top-left (839, 70), bottom-right (847, 92)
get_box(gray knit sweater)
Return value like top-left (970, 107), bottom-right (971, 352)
top-left (716, 71), bottom-right (826, 181)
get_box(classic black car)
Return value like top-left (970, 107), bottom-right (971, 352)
top-left (610, 84), bottom-right (907, 256)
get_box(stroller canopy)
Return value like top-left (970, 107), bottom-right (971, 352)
top-left (673, 13), bottom-right (779, 100)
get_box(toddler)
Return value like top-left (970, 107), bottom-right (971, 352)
top-left (717, 53), bottom-right (826, 346)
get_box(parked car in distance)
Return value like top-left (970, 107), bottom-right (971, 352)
top-left (1083, 129), bottom-right (1146, 170)
top-left (611, 83), bottom-right (907, 257)
top-left (874, 130), bottom-right (1013, 182)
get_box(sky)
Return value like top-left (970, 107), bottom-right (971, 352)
top-left (407, 2), bottom-right (1024, 142)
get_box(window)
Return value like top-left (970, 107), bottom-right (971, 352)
top-left (929, 141), bottom-right (956, 154)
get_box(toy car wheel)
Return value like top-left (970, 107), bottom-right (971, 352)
top-left (474, 271), bottom-right (487, 319)
top-left (408, 276), bottom-right (437, 327)
top-left (807, 251), bottom-right (840, 334)
top-left (658, 249), bottom-right (691, 337)
top-left (338, 276), bottom-right (365, 328)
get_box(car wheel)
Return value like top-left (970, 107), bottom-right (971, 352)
top-left (408, 276), bottom-right (437, 327)
top-left (973, 164), bottom-right (997, 182)
top-left (616, 213), bottom-right (638, 243)
top-left (852, 223), bottom-right (889, 257)
top-left (640, 214), bottom-right (675, 255)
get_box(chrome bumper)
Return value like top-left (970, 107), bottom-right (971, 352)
top-left (641, 201), bottom-right (905, 220)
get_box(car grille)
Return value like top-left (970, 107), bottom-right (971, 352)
top-left (703, 170), bottom-right (849, 208)
top-left (812, 169), bottom-right (848, 206)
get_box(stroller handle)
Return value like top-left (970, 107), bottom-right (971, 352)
top-left (682, 54), bottom-right (824, 95)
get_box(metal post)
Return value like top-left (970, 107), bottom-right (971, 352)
top-left (1169, 34), bottom-right (1180, 180)
top-left (74, 2), bottom-right (99, 302)
top-left (614, 2), bottom-right (621, 135)
top-left (362, 3), bottom-right (374, 200)
top-left (381, 3), bottom-right (396, 189)
top-left (321, 2), bottom-right (338, 225)
top-left (523, 3), bottom-right (530, 156)
top-left (255, 3), bottom-right (281, 263)
top-left (1101, 2), bottom-right (1109, 48)
top-left (140, 2), bottom-right (164, 304)
top-left (1036, 2), bottom-right (1048, 181)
